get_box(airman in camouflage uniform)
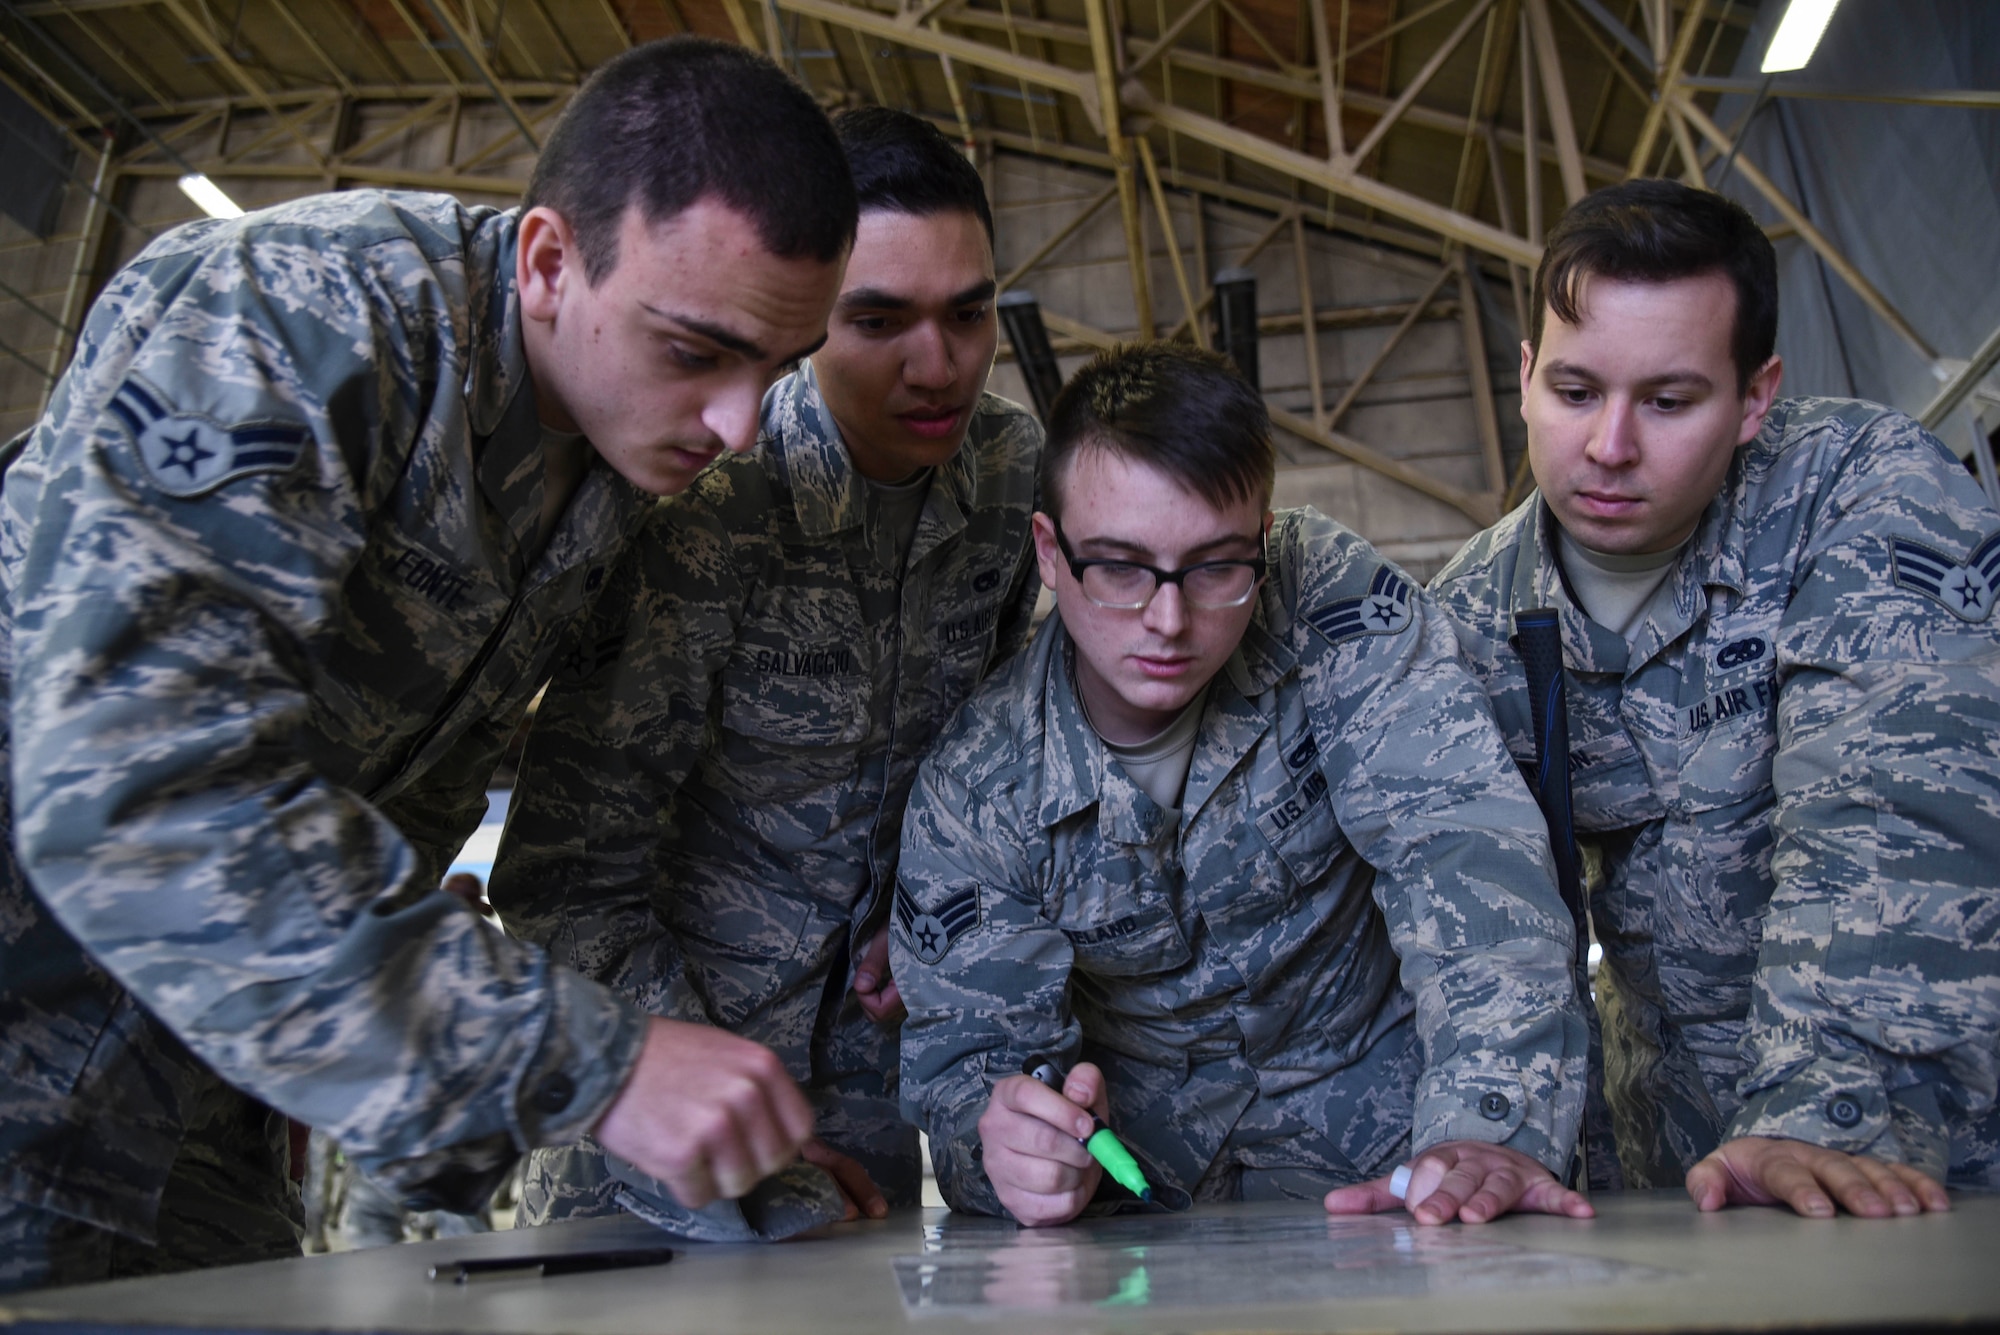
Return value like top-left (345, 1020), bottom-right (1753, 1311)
top-left (0, 39), bottom-right (856, 1292)
top-left (1430, 179), bottom-right (1999, 1214)
top-left (894, 344), bottom-right (1589, 1227)
top-left (490, 109), bottom-right (1042, 1238)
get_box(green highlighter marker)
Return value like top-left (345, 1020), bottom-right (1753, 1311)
top-left (1022, 1057), bottom-right (1155, 1202)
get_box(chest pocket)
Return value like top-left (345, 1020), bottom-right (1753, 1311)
top-left (1567, 714), bottom-right (1664, 833)
top-left (1063, 900), bottom-right (1192, 979)
top-left (1677, 627), bottom-right (1780, 813)
top-left (716, 661), bottom-right (871, 800)
top-left (1253, 768), bottom-right (1341, 889)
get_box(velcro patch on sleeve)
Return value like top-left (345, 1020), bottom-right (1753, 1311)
top-left (1304, 564), bottom-right (1413, 645)
top-left (894, 881), bottom-right (981, 966)
top-left (108, 376), bottom-right (310, 499)
top-left (1891, 531), bottom-right (2000, 623)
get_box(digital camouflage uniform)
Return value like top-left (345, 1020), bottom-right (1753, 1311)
top-left (1431, 397), bottom-right (2000, 1191)
top-left (491, 362), bottom-right (1042, 1231)
top-left (0, 192), bottom-right (658, 1291)
top-left (894, 507), bottom-right (1587, 1218)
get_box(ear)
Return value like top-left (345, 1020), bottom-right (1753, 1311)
top-left (1736, 354), bottom-right (1783, 446)
top-left (1518, 338), bottom-right (1535, 422)
top-left (1031, 512), bottom-right (1065, 592)
top-left (516, 206), bottom-right (576, 323)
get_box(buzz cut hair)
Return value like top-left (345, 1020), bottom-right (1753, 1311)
top-left (1040, 343), bottom-right (1275, 524)
top-left (524, 37), bottom-right (857, 285)
top-left (834, 106), bottom-right (994, 242)
top-left (1532, 178), bottom-right (1778, 392)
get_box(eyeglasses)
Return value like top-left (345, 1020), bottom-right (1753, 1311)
top-left (1053, 522), bottom-right (1267, 610)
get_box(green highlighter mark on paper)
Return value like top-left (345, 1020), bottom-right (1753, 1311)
top-left (1022, 1057), bottom-right (1156, 1202)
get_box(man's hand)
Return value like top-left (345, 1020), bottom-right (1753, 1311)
top-left (594, 1017), bottom-right (816, 1209)
top-left (1686, 1136), bottom-right (1950, 1219)
top-left (977, 1061), bottom-right (1110, 1227)
top-left (801, 1137), bottom-right (889, 1220)
top-left (852, 926), bottom-right (904, 1025)
top-left (1323, 1141), bottom-right (1594, 1225)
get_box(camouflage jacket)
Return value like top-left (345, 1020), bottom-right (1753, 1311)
top-left (1431, 397), bottom-right (2000, 1186)
top-left (894, 507), bottom-right (1585, 1216)
top-left (0, 191), bottom-right (654, 1242)
top-left (491, 363), bottom-right (1041, 1060)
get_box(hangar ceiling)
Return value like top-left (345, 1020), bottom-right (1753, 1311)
top-left (0, 0), bottom-right (1990, 523)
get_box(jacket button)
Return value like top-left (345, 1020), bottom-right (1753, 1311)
top-left (1826, 1094), bottom-right (1863, 1129)
top-left (1478, 1092), bottom-right (1512, 1121)
top-left (532, 1072), bottom-right (576, 1115)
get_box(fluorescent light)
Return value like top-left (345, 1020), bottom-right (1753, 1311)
top-left (177, 173), bottom-right (245, 219)
top-left (1760, 0), bottom-right (1840, 73)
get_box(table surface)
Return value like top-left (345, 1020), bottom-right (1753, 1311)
top-left (4, 1190), bottom-right (1998, 1334)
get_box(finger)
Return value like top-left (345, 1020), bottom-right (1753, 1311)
top-left (986, 1144), bottom-right (1099, 1198)
top-left (996, 1074), bottom-right (1098, 1142)
top-left (1888, 1163), bottom-right (1951, 1214)
top-left (668, 1154), bottom-right (721, 1211)
top-left (1514, 1174), bottom-right (1595, 1219)
top-left (1760, 1155), bottom-right (1838, 1219)
top-left (1062, 1063), bottom-right (1110, 1120)
top-left (801, 1138), bottom-right (888, 1220)
top-left (1848, 1155), bottom-right (1925, 1217)
top-left (1322, 1179), bottom-right (1403, 1215)
top-left (1408, 1158), bottom-right (1483, 1225)
top-left (1422, 1162), bottom-right (1523, 1225)
top-left (1684, 1155), bottom-right (1731, 1212)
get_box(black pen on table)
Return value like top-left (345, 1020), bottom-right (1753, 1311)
top-left (427, 1245), bottom-right (675, 1283)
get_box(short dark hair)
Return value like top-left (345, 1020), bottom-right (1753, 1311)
top-left (1041, 343), bottom-right (1275, 524)
top-left (1532, 178), bottom-right (1777, 391)
top-left (525, 37), bottom-right (857, 284)
top-left (834, 107), bottom-right (994, 242)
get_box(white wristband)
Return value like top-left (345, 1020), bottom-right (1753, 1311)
top-left (1389, 1163), bottom-right (1413, 1201)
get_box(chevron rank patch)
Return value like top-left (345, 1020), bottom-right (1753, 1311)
top-left (895, 881), bottom-right (980, 965)
top-left (1305, 564), bottom-right (1413, 645)
top-left (109, 376), bottom-right (311, 499)
top-left (1892, 532), bottom-right (2000, 623)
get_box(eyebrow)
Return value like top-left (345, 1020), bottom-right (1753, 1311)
top-left (837, 278), bottom-right (998, 313)
top-left (1541, 360), bottom-right (1715, 393)
top-left (641, 306), bottom-right (825, 365)
top-left (1072, 530), bottom-right (1262, 561)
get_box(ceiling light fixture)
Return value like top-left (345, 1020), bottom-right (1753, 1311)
top-left (177, 173), bottom-right (245, 219)
top-left (1760, 0), bottom-right (1841, 73)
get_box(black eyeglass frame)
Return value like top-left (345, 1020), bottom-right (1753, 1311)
top-left (1051, 522), bottom-right (1269, 610)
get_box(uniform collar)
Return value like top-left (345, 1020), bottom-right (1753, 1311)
top-left (776, 362), bottom-right (978, 559)
top-left (1034, 606), bottom-right (1288, 840)
top-left (1514, 455), bottom-right (1749, 677)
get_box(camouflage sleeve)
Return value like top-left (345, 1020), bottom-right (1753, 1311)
top-left (1288, 516), bottom-right (1586, 1172)
top-left (377, 713), bottom-right (514, 891)
top-left (6, 234), bottom-right (646, 1191)
top-left (488, 503), bottom-right (734, 1026)
top-left (1738, 410), bottom-right (2000, 1176)
top-left (892, 746), bottom-right (1074, 1217)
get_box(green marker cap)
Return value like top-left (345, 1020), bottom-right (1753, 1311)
top-left (1084, 1123), bottom-right (1153, 1202)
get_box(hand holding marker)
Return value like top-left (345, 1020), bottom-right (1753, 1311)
top-left (1022, 1057), bottom-right (1154, 1201)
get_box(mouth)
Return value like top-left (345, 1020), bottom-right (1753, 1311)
top-left (667, 443), bottom-right (723, 472)
top-left (1572, 488), bottom-right (1644, 517)
top-left (898, 405), bottom-right (966, 440)
top-left (1130, 654), bottom-right (1195, 680)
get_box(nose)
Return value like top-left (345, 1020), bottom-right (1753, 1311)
top-left (1141, 579), bottom-right (1188, 638)
top-left (705, 378), bottom-right (765, 455)
top-left (904, 320), bottom-right (957, 391)
top-left (1585, 397), bottom-right (1640, 468)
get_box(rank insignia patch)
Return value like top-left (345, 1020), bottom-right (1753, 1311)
top-left (895, 882), bottom-right (980, 965)
top-left (1305, 565), bottom-right (1413, 645)
top-left (1892, 532), bottom-right (2000, 623)
top-left (109, 377), bottom-right (310, 498)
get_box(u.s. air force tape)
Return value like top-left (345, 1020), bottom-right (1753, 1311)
top-left (894, 882), bottom-right (979, 965)
top-left (109, 376), bottom-right (310, 499)
top-left (1892, 532), bottom-right (2000, 623)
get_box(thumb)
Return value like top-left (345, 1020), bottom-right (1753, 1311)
top-left (1685, 1158), bottom-right (1729, 1212)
